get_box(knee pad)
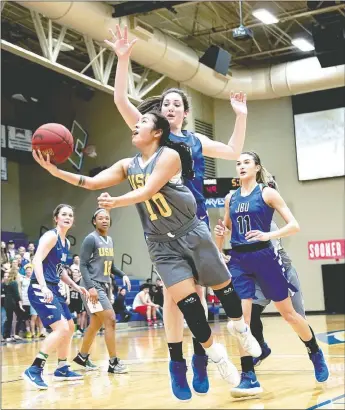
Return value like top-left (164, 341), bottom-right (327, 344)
top-left (177, 293), bottom-right (211, 344)
top-left (213, 283), bottom-right (243, 319)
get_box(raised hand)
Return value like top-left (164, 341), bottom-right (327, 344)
top-left (33, 150), bottom-right (58, 176)
top-left (104, 24), bottom-right (137, 59)
top-left (230, 91), bottom-right (247, 116)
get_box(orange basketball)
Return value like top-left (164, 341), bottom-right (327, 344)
top-left (32, 123), bottom-right (74, 164)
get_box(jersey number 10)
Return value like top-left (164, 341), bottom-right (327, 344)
top-left (145, 193), bottom-right (172, 221)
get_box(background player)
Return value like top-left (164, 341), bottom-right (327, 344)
top-left (23, 204), bottom-right (89, 390)
top-left (73, 209), bottom-right (131, 374)
top-left (106, 24), bottom-right (249, 395)
top-left (217, 151), bottom-right (329, 397)
top-left (69, 267), bottom-right (87, 336)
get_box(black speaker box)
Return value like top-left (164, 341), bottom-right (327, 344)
top-left (199, 45), bottom-right (231, 76)
top-left (312, 20), bottom-right (345, 67)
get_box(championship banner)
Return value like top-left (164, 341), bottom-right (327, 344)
top-left (308, 240), bottom-right (345, 260)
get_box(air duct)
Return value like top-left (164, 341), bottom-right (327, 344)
top-left (17, 1), bottom-right (345, 100)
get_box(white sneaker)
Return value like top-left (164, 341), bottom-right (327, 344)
top-left (227, 321), bottom-right (262, 358)
top-left (209, 343), bottom-right (240, 386)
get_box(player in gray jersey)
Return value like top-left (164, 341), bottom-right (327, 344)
top-left (33, 110), bottom-right (261, 401)
top-left (73, 209), bottom-right (131, 375)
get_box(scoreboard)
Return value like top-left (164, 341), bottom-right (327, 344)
top-left (203, 178), bottom-right (240, 199)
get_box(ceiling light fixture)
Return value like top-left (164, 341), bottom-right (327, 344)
top-left (292, 38), bottom-right (315, 52)
top-left (252, 9), bottom-right (279, 25)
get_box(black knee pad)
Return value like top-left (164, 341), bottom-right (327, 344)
top-left (177, 293), bottom-right (212, 344)
top-left (213, 283), bottom-right (243, 319)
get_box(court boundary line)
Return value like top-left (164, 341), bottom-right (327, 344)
top-left (306, 393), bottom-right (345, 409)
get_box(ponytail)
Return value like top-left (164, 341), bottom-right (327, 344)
top-left (137, 96), bottom-right (161, 114)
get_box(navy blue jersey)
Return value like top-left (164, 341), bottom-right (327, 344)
top-left (229, 184), bottom-right (274, 247)
top-left (169, 130), bottom-right (205, 204)
top-left (31, 229), bottom-right (69, 284)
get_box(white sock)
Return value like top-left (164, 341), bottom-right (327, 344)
top-left (205, 343), bottom-right (222, 363)
top-left (57, 360), bottom-right (68, 369)
top-left (232, 317), bottom-right (247, 333)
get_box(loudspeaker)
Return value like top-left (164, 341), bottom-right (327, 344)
top-left (312, 20), bottom-right (345, 67)
top-left (199, 46), bottom-right (231, 76)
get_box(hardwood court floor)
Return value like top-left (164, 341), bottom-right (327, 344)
top-left (2, 315), bottom-right (344, 409)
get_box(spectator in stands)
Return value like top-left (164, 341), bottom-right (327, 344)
top-left (13, 254), bottom-right (25, 276)
top-left (132, 284), bottom-right (160, 327)
top-left (22, 252), bottom-right (32, 266)
top-left (114, 288), bottom-right (131, 323)
top-left (70, 254), bottom-right (80, 272)
top-left (6, 240), bottom-right (16, 262)
top-left (19, 264), bottom-right (33, 338)
top-left (69, 268), bottom-right (87, 335)
top-left (27, 242), bottom-right (35, 258)
top-left (3, 266), bottom-right (25, 342)
top-left (1, 242), bottom-right (8, 264)
top-left (1, 268), bottom-right (9, 340)
top-left (18, 246), bottom-right (26, 258)
top-left (152, 278), bottom-right (164, 308)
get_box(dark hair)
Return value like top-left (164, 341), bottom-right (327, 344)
top-left (137, 88), bottom-right (190, 129)
top-left (53, 204), bottom-right (74, 224)
top-left (241, 151), bottom-right (277, 188)
top-left (140, 283), bottom-right (151, 291)
top-left (148, 110), bottom-right (194, 180)
top-left (72, 254), bottom-right (79, 259)
top-left (91, 208), bottom-right (111, 227)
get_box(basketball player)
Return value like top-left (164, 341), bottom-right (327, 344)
top-left (215, 214), bottom-right (306, 367)
top-left (214, 151), bottom-right (329, 397)
top-left (33, 112), bottom-right (260, 401)
top-left (73, 209), bottom-right (131, 374)
top-left (106, 24), bottom-right (252, 397)
top-left (23, 204), bottom-right (89, 390)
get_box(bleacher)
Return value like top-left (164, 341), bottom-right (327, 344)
top-left (114, 278), bottom-right (146, 324)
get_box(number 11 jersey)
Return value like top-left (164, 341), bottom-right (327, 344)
top-left (127, 147), bottom-right (197, 236)
top-left (229, 184), bottom-right (274, 247)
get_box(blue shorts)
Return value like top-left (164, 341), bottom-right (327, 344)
top-left (196, 201), bottom-right (210, 230)
top-left (28, 283), bottom-right (73, 328)
top-left (228, 244), bottom-right (297, 302)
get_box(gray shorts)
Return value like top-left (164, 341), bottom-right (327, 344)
top-left (253, 265), bottom-right (306, 317)
top-left (80, 279), bottom-right (113, 315)
top-left (146, 220), bottom-right (231, 288)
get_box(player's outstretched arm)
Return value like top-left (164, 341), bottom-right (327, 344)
top-left (98, 149), bottom-right (181, 209)
top-left (33, 149), bottom-right (131, 190)
top-left (105, 24), bottom-right (141, 129)
top-left (196, 92), bottom-right (247, 160)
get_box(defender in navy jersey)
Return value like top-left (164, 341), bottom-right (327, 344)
top-left (219, 151), bottom-right (329, 397)
top-left (73, 209), bottom-right (130, 374)
top-left (108, 24), bottom-right (248, 400)
top-left (23, 204), bottom-right (89, 390)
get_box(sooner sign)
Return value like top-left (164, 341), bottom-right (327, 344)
top-left (308, 240), bottom-right (345, 260)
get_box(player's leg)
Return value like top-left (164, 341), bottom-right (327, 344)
top-left (54, 318), bottom-right (83, 382)
top-left (73, 313), bottom-right (101, 370)
top-left (274, 297), bottom-right (329, 382)
top-left (251, 282), bottom-right (272, 367)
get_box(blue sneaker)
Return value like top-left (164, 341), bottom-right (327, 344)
top-left (253, 343), bottom-right (272, 367)
top-left (231, 371), bottom-right (263, 398)
top-left (169, 360), bottom-right (192, 402)
top-left (23, 366), bottom-right (48, 390)
top-left (191, 354), bottom-right (209, 395)
top-left (309, 349), bottom-right (329, 382)
top-left (53, 365), bottom-right (83, 381)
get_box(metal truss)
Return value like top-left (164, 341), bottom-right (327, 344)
top-left (2, 9), bottom-right (167, 103)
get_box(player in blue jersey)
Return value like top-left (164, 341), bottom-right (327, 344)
top-left (216, 151), bottom-right (329, 397)
top-left (106, 24), bottom-right (251, 399)
top-left (23, 204), bottom-right (89, 390)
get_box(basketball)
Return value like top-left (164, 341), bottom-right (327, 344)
top-left (32, 123), bottom-right (74, 164)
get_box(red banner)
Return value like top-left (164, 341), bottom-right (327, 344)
top-left (308, 240), bottom-right (345, 260)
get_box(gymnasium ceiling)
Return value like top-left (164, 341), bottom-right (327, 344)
top-left (1, 1), bottom-right (345, 81)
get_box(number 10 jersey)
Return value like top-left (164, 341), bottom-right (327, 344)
top-left (127, 147), bottom-right (197, 236)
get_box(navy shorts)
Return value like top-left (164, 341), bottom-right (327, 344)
top-left (196, 201), bottom-right (210, 230)
top-left (228, 244), bottom-right (297, 302)
top-left (28, 283), bottom-right (73, 328)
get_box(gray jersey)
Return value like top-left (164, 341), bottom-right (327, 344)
top-left (127, 147), bottom-right (197, 236)
top-left (80, 231), bottom-right (118, 289)
top-left (271, 221), bottom-right (292, 269)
